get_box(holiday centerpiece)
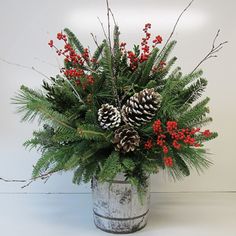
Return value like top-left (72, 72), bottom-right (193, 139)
top-left (11, 0), bottom-right (226, 233)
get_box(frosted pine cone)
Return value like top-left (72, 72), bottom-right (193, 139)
top-left (121, 88), bottom-right (161, 127)
top-left (98, 104), bottom-right (121, 130)
top-left (113, 125), bottom-right (140, 153)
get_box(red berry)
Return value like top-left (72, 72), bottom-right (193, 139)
top-left (164, 157), bottom-right (173, 167)
top-left (48, 40), bottom-right (53, 47)
top-left (202, 130), bottom-right (212, 138)
top-left (144, 139), bottom-right (153, 150)
top-left (163, 145), bottom-right (169, 154)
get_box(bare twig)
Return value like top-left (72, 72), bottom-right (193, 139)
top-left (180, 30), bottom-right (227, 107)
top-left (157, 0), bottom-right (195, 60)
top-left (0, 57), bottom-right (85, 104)
top-left (0, 58), bottom-right (50, 80)
top-left (109, 7), bottom-right (117, 26)
top-left (106, 0), bottom-right (112, 50)
top-left (97, 17), bottom-right (109, 43)
top-left (0, 177), bottom-right (26, 183)
top-left (0, 170), bottom-right (58, 189)
top-left (99, 0), bottom-right (121, 109)
top-left (33, 57), bottom-right (57, 68)
top-left (91, 33), bottom-right (100, 48)
top-left (191, 29), bottom-right (228, 74)
top-left (64, 79), bottom-right (85, 104)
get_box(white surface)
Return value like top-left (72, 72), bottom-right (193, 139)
top-left (0, 0), bottom-right (235, 193)
top-left (0, 192), bottom-right (235, 236)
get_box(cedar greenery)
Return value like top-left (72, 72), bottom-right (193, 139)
top-left (12, 21), bottom-right (220, 197)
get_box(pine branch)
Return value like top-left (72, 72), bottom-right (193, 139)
top-left (195, 132), bottom-right (218, 143)
top-left (64, 28), bottom-right (84, 54)
top-left (13, 85), bottom-right (74, 130)
top-left (178, 97), bottom-right (210, 126)
top-left (102, 43), bottom-right (120, 107)
top-left (98, 151), bottom-right (121, 181)
top-left (76, 124), bottom-right (112, 141)
top-left (179, 147), bottom-right (212, 174)
top-left (156, 40), bottom-right (177, 66)
top-left (140, 48), bottom-right (159, 85)
top-left (180, 78), bottom-right (208, 104)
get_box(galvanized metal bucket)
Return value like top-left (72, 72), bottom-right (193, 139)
top-left (92, 173), bottom-right (150, 234)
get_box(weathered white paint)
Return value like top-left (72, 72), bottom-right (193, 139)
top-left (92, 174), bottom-right (150, 234)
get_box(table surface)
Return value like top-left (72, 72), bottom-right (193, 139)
top-left (0, 192), bottom-right (235, 236)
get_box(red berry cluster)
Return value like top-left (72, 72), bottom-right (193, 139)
top-left (48, 32), bottom-right (96, 90)
top-left (127, 51), bottom-right (139, 70)
top-left (140, 23), bottom-right (152, 63)
top-left (120, 23), bottom-right (164, 71)
top-left (164, 157), bottom-right (173, 167)
top-left (152, 61), bottom-right (166, 73)
top-left (144, 119), bottom-right (213, 167)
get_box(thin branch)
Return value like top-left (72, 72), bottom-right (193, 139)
top-left (103, 0), bottom-right (121, 108)
top-left (106, 0), bottom-right (112, 50)
top-left (109, 8), bottom-right (117, 26)
top-left (0, 58), bottom-right (50, 80)
top-left (156, 0), bottom-right (195, 60)
top-left (97, 17), bottom-right (109, 42)
top-left (0, 57), bottom-right (85, 104)
top-left (90, 33), bottom-right (100, 48)
top-left (55, 73), bottom-right (84, 104)
top-left (33, 57), bottom-right (58, 68)
top-left (0, 177), bottom-right (26, 183)
top-left (191, 30), bottom-right (228, 74)
top-left (181, 31), bottom-right (227, 107)
top-left (0, 170), bottom-right (58, 189)
top-left (64, 79), bottom-right (85, 104)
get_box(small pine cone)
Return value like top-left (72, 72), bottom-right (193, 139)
top-left (113, 125), bottom-right (140, 153)
top-left (121, 88), bottom-right (161, 127)
top-left (98, 104), bottom-right (121, 130)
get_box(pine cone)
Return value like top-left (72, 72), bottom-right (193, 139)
top-left (98, 104), bottom-right (121, 130)
top-left (113, 125), bottom-right (140, 153)
top-left (121, 88), bottom-right (161, 127)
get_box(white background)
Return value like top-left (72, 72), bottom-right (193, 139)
top-left (0, 0), bottom-right (235, 193)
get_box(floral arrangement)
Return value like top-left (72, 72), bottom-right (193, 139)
top-left (12, 2), bottom-right (226, 197)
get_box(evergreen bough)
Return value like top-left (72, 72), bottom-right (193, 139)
top-left (12, 22), bottom-right (221, 197)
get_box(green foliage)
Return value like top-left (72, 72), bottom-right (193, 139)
top-left (12, 85), bottom-right (73, 130)
top-left (12, 25), bottom-right (219, 199)
top-left (178, 97), bottom-right (210, 127)
top-left (140, 48), bottom-right (159, 85)
top-left (64, 28), bottom-right (85, 54)
top-left (180, 78), bottom-right (208, 104)
top-left (122, 158), bottom-right (136, 172)
top-left (98, 151), bottom-right (121, 181)
top-left (32, 145), bottom-right (75, 178)
top-left (23, 125), bottom-right (56, 151)
top-left (76, 124), bottom-right (111, 141)
top-left (156, 40), bottom-right (177, 64)
top-left (93, 41), bottom-right (106, 61)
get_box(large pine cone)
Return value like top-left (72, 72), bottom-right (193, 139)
top-left (113, 125), bottom-right (140, 153)
top-left (98, 104), bottom-right (121, 130)
top-left (121, 88), bottom-right (161, 127)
